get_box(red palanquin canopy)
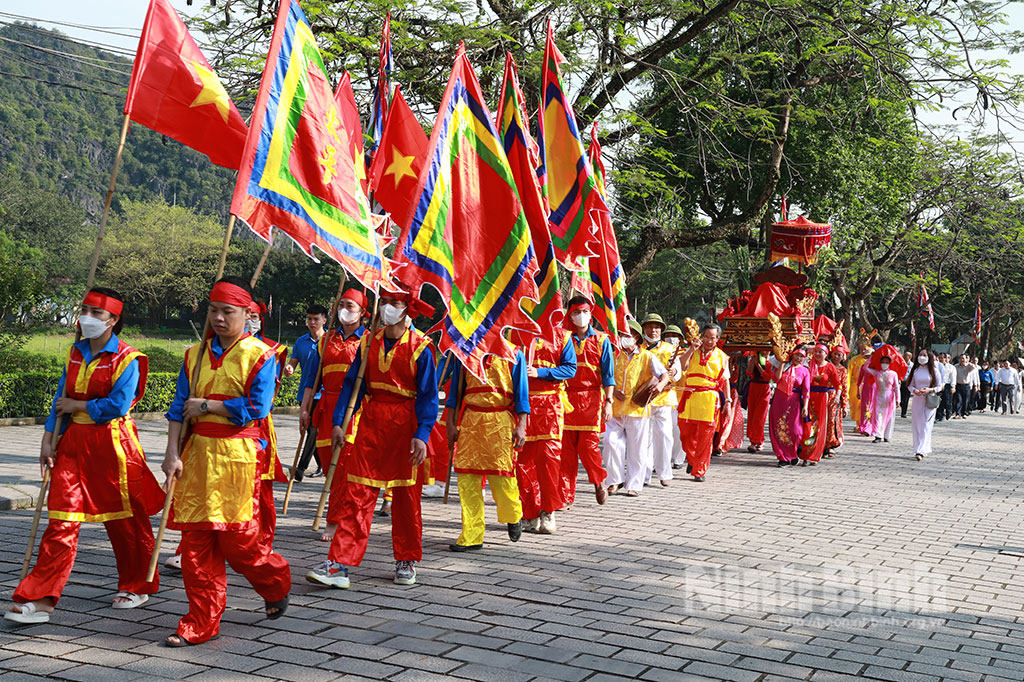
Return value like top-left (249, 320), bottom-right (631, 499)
top-left (770, 215), bottom-right (832, 266)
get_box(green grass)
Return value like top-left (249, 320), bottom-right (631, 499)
top-left (23, 331), bottom-right (197, 359)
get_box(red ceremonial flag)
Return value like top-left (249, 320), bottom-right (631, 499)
top-left (124, 0), bottom-right (248, 169)
top-left (918, 280), bottom-right (936, 331)
top-left (368, 85), bottom-right (429, 228)
top-left (974, 295), bottom-right (983, 344)
top-left (334, 72), bottom-right (369, 196)
top-left (586, 124), bottom-right (630, 336)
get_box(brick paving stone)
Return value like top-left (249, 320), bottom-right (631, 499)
top-left (49, 663), bottom-right (149, 682)
top-left (446, 662), bottom-right (535, 682)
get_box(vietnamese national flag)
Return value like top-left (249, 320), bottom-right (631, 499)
top-left (368, 84), bottom-right (429, 229)
top-left (125, 0), bottom-right (248, 169)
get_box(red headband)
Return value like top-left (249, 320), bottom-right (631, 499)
top-left (568, 301), bottom-right (592, 313)
top-left (210, 281), bottom-right (253, 308)
top-left (385, 290), bottom-right (435, 319)
top-left (249, 301), bottom-right (261, 314)
top-left (340, 288), bottom-right (368, 310)
top-left (814, 343), bottom-right (829, 353)
top-left (82, 291), bottom-right (123, 317)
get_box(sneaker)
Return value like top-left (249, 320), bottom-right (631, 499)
top-left (538, 511), bottom-right (556, 535)
top-left (521, 517), bottom-right (539, 533)
top-left (671, 462), bottom-right (683, 470)
top-left (394, 561), bottom-right (416, 585)
top-left (308, 467), bottom-right (323, 478)
top-left (507, 521), bottom-right (522, 542)
top-left (305, 560), bottom-right (350, 589)
top-left (915, 453), bottom-right (923, 461)
top-left (421, 484), bottom-right (444, 498)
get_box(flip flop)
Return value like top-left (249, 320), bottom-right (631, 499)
top-left (265, 595), bottom-right (289, 620)
top-left (111, 592), bottom-right (149, 610)
top-left (4, 602), bottom-right (51, 624)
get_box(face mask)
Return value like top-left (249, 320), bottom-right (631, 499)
top-left (619, 336), bottom-right (635, 350)
top-left (918, 355), bottom-right (928, 365)
top-left (880, 363), bottom-right (890, 371)
top-left (245, 318), bottom-right (262, 335)
top-left (570, 311), bottom-right (591, 328)
top-left (338, 308), bottom-right (360, 325)
top-left (666, 337), bottom-right (680, 348)
top-left (78, 313), bottom-right (110, 339)
top-left (380, 303), bottom-right (407, 326)
top-left (643, 333), bottom-right (659, 344)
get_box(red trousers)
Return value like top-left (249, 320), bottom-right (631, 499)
top-left (257, 480), bottom-right (276, 555)
top-left (177, 524), bottom-right (291, 644)
top-left (517, 439), bottom-right (563, 518)
top-left (746, 383), bottom-right (772, 446)
top-left (559, 430), bottom-right (606, 505)
top-left (325, 447), bottom-right (349, 525)
top-left (328, 482), bottom-right (422, 566)
top-left (680, 419), bottom-right (716, 478)
top-left (14, 495), bottom-right (158, 606)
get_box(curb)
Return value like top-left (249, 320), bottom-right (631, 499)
top-left (0, 484), bottom-right (39, 511)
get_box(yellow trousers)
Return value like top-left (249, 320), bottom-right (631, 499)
top-left (456, 474), bottom-right (522, 546)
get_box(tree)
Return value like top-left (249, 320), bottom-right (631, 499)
top-left (0, 230), bottom-right (47, 319)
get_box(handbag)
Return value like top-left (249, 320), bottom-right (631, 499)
top-left (925, 391), bottom-right (940, 410)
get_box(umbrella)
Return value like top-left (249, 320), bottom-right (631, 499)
top-left (868, 344), bottom-right (908, 377)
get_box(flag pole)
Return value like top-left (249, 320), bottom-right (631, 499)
top-left (21, 115), bottom-right (130, 580)
top-left (442, 366), bottom-right (466, 505)
top-left (312, 292), bottom-right (379, 531)
top-left (147, 213), bottom-right (236, 582)
top-left (282, 276), bottom-right (347, 514)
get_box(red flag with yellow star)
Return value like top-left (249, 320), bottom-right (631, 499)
top-left (124, 0), bottom-right (248, 169)
top-left (368, 84), bottom-right (429, 228)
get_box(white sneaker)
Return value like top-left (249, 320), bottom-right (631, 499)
top-left (164, 554), bottom-right (182, 570)
top-left (421, 484), bottom-right (444, 498)
top-left (538, 511), bottom-right (556, 535)
top-left (521, 517), bottom-right (539, 533)
top-left (395, 561), bottom-right (416, 585)
top-left (305, 560), bottom-right (350, 588)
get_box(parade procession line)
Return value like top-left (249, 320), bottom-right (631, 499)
top-left (2, 412), bottom-right (1024, 681)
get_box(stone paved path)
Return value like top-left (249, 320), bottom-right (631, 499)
top-left (2, 411), bottom-right (1024, 681)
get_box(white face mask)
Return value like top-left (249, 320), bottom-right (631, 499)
top-left (619, 336), bottom-right (635, 350)
top-left (245, 318), bottom-right (262, 335)
top-left (666, 337), bottom-right (680, 347)
top-left (78, 313), bottom-right (110, 339)
top-left (338, 308), bottom-right (360, 325)
top-left (570, 311), bottom-right (591, 328)
top-left (380, 303), bottom-right (407, 326)
top-left (643, 333), bottom-right (659, 344)
top-left (918, 355), bottom-right (928, 365)
top-left (880, 363), bottom-right (890, 372)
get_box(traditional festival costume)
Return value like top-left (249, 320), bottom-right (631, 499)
top-left (14, 305), bottom-right (163, 611)
top-left (516, 332), bottom-right (576, 530)
top-left (677, 346), bottom-right (729, 480)
top-left (769, 360), bottom-right (811, 464)
top-left (604, 339), bottom-right (664, 493)
top-left (714, 381), bottom-right (744, 453)
top-left (745, 354), bottom-right (773, 450)
top-left (166, 283), bottom-right (290, 644)
top-left (825, 361), bottom-right (849, 453)
top-left (562, 323), bottom-right (615, 504)
top-left (251, 311), bottom-right (289, 555)
top-left (867, 367), bottom-right (900, 440)
top-left (325, 325), bottom-right (437, 574)
top-left (847, 351), bottom-right (869, 429)
top-left (449, 351), bottom-right (529, 547)
top-left (801, 357), bottom-right (841, 463)
top-left (644, 336), bottom-right (680, 483)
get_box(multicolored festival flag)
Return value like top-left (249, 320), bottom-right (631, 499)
top-left (368, 84), bottom-right (429, 229)
top-left (496, 53), bottom-right (563, 340)
top-left (366, 12), bottom-right (392, 164)
top-left (395, 44), bottom-right (540, 378)
top-left (334, 71), bottom-right (369, 195)
top-left (585, 124), bottom-right (630, 336)
top-left (537, 21), bottom-right (608, 265)
top-left (974, 295), bottom-right (983, 344)
top-left (918, 281), bottom-right (936, 331)
top-left (909, 320), bottom-right (916, 343)
top-left (231, 0), bottom-right (388, 289)
top-left (125, 0), bottom-right (248, 169)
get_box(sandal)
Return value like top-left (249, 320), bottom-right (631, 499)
top-left (112, 592), bottom-right (149, 610)
top-left (624, 490), bottom-right (640, 497)
top-left (265, 595), bottom-right (289, 620)
top-left (4, 601), bottom-right (51, 624)
top-left (164, 633), bottom-right (219, 647)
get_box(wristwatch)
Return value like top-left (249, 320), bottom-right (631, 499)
top-left (200, 400), bottom-right (209, 413)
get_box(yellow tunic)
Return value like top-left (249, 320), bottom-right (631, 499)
top-left (646, 341), bottom-right (680, 408)
top-left (612, 348), bottom-right (658, 419)
top-left (847, 354), bottom-right (868, 421)
top-left (172, 335), bottom-right (275, 531)
top-left (455, 354), bottom-right (519, 477)
top-left (678, 347), bottom-right (728, 424)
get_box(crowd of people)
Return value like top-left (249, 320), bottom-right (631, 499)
top-left (6, 280), bottom-right (1015, 646)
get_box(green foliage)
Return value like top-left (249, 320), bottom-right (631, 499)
top-left (0, 230), bottom-right (47, 316)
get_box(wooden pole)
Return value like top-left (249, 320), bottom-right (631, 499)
top-left (249, 232), bottom-right (274, 288)
top-left (312, 295), bottom-right (379, 531)
top-left (442, 364), bottom-right (466, 505)
top-left (281, 277), bottom-right (347, 515)
top-left (86, 113), bottom-right (131, 288)
top-left (146, 214), bottom-right (236, 582)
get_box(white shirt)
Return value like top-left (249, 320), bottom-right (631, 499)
top-left (967, 366), bottom-right (980, 389)
top-left (941, 362), bottom-right (956, 386)
top-left (996, 368), bottom-right (1017, 385)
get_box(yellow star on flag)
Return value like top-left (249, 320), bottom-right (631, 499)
top-left (189, 61), bottom-right (231, 123)
top-left (385, 147), bottom-right (416, 188)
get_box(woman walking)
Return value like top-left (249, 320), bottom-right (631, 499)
top-left (909, 350), bottom-right (942, 461)
top-left (769, 345), bottom-right (810, 467)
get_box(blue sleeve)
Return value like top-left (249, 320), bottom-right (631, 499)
top-left (85, 359), bottom-right (139, 424)
top-left (512, 351), bottom-right (530, 414)
top-left (165, 362), bottom-right (191, 423)
top-left (299, 338), bottom-right (321, 394)
top-left (535, 337), bottom-right (578, 381)
top-left (44, 367), bottom-right (68, 433)
top-left (333, 348), bottom-right (365, 427)
top-left (222, 354), bottom-right (278, 425)
top-left (600, 337), bottom-right (616, 386)
top-left (413, 346), bottom-right (438, 442)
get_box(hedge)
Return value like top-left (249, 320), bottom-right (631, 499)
top-left (0, 371), bottom-right (303, 419)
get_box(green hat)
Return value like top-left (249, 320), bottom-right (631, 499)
top-left (641, 313), bottom-right (665, 328)
top-left (664, 324), bottom-right (683, 337)
top-left (626, 319), bottom-right (643, 336)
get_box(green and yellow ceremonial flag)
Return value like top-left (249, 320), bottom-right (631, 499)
top-left (586, 124), bottom-right (630, 336)
top-left (394, 44), bottom-right (540, 378)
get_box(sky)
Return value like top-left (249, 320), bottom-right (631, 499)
top-left (4, 0), bottom-right (1023, 140)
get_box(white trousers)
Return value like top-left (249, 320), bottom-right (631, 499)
top-left (603, 415), bottom-right (651, 492)
top-left (648, 406), bottom-right (676, 481)
top-left (671, 415), bottom-right (685, 465)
